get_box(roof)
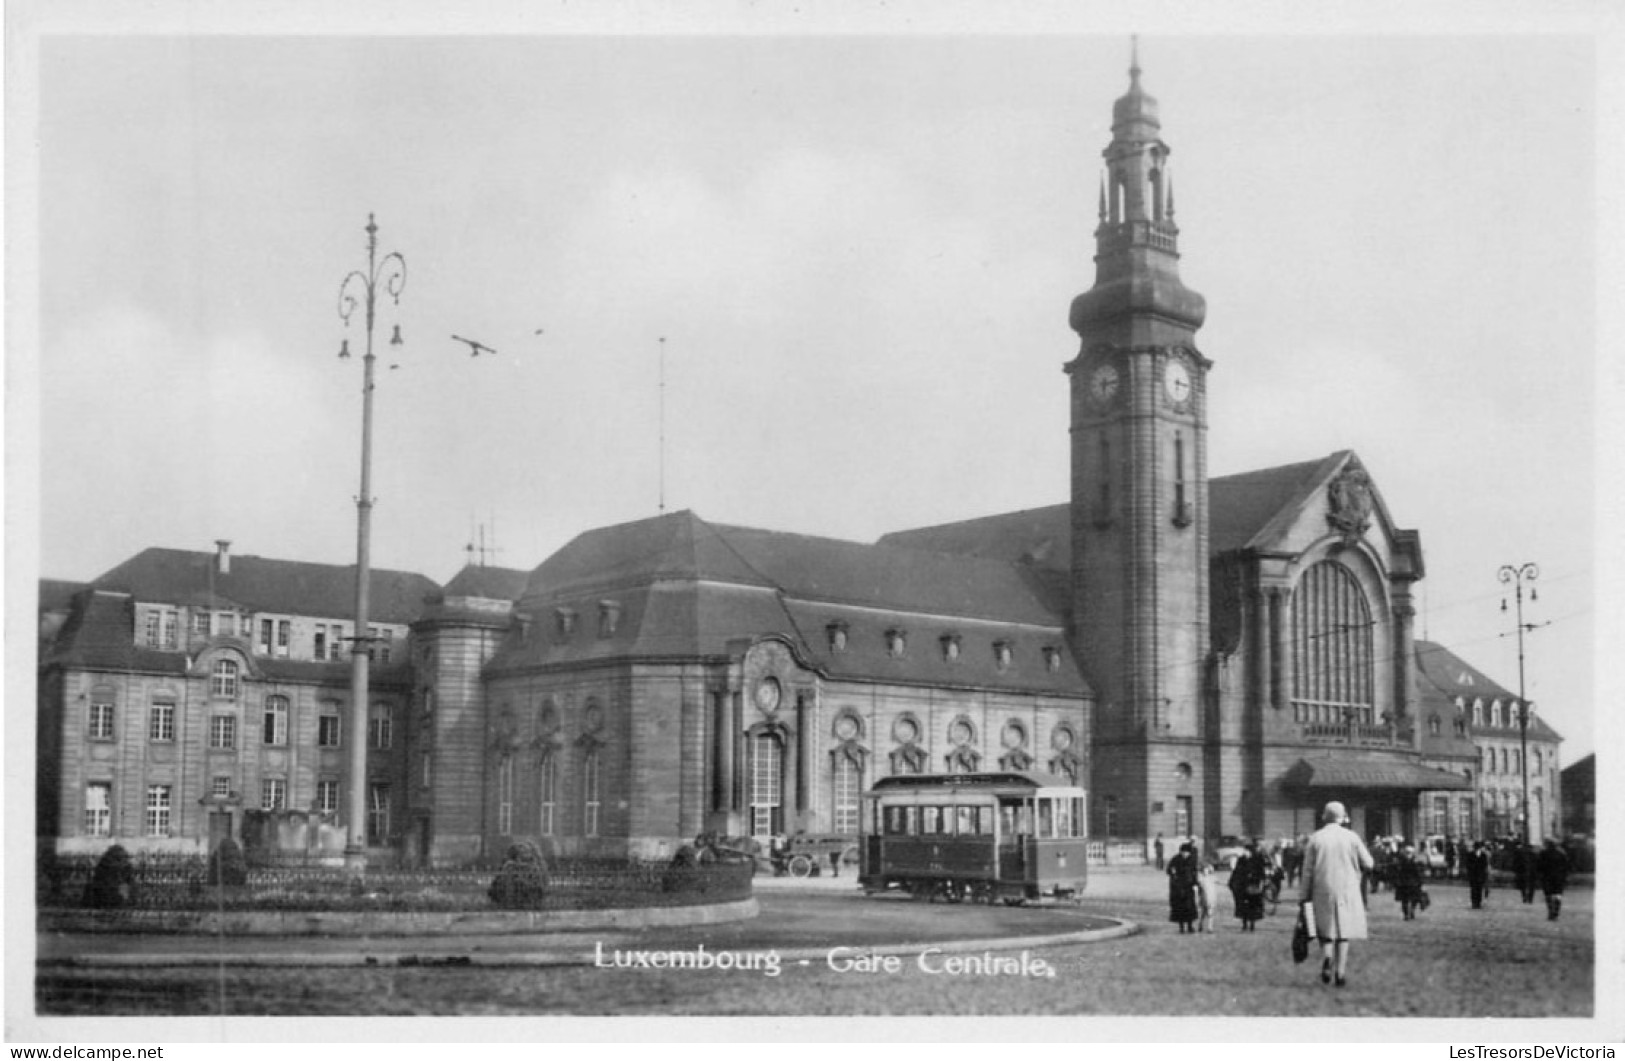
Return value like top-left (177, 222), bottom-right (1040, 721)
top-left (92, 547), bottom-right (439, 625)
top-left (875, 452), bottom-right (1356, 567)
top-left (441, 564), bottom-right (531, 602)
top-left (1283, 757), bottom-right (1472, 791)
top-left (1415, 640), bottom-right (1562, 742)
top-left (491, 511), bottom-right (1085, 696)
top-left (39, 579), bottom-right (88, 613)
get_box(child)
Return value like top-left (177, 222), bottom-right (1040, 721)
top-left (1196, 863), bottom-right (1218, 933)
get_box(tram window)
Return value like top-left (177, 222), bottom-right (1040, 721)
top-left (1001, 799), bottom-right (1033, 836)
top-left (883, 806), bottom-right (905, 835)
top-left (1038, 799), bottom-right (1056, 838)
top-left (1055, 797), bottom-right (1075, 838)
top-left (1072, 797), bottom-right (1086, 837)
top-left (921, 806), bottom-right (942, 835)
top-left (956, 806), bottom-right (975, 835)
top-left (970, 806), bottom-right (993, 835)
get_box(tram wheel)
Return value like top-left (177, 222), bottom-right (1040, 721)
top-left (788, 854), bottom-right (815, 878)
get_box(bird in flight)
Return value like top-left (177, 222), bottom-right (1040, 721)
top-left (451, 335), bottom-right (497, 357)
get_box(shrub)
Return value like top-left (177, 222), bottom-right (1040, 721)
top-left (488, 842), bottom-right (550, 909)
top-left (205, 838), bottom-right (249, 887)
top-left (82, 845), bottom-right (137, 909)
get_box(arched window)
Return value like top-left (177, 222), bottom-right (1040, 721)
top-left (1290, 561), bottom-right (1375, 725)
top-left (212, 659), bottom-right (240, 699)
top-left (748, 733), bottom-right (783, 837)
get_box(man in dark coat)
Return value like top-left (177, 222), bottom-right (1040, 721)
top-left (1535, 837), bottom-right (1571, 920)
top-left (1464, 840), bottom-right (1491, 909)
top-left (1228, 842), bottom-right (1269, 931)
top-left (1513, 841), bottom-right (1536, 903)
top-left (1391, 842), bottom-right (1426, 920)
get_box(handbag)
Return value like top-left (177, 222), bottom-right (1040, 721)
top-left (1292, 902), bottom-right (1313, 964)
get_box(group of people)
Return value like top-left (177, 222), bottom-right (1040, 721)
top-left (1164, 837), bottom-right (1281, 934)
top-left (1163, 804), bottom-right (1578, 988)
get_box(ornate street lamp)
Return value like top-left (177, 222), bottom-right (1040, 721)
top-left (1497, 562), bottom-right (1539, 847)
top-left (337, 214), bottom-right (406, 872)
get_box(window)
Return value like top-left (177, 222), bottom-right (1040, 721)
top-left (993, 641), bottom-right (1013, 670)
top-left (88, 696), bottom-right (115, 741)
top-left (149, 700), bottom-right (176, 742)
top-left (314, 627), bottom-right (329, 661)
top-left (316, 779), bottom-right (339, 815)
top-left (212, 659), bottom-right (240, 698)
top-left (598, 601), bottom-right (621, 638)
top-left (940, 634), bottom-right (961, 661)
top-left (1097, 436), bottom-right (1112, 519)
top-left (1172, 432), bottom-right (1190, 524)
top-left (261, 777), bottom-right (287, 811)
top-left (368, 626), bottom-right (392, 663)
top-left (369, 703), bottom-right (392, 750)
top-left (211, 775), bottom-right (232, 799)
top-left (276, 620), bottom-right (291, 658)
top-left (1491, 701), bottom-right (1503, 727)
top-left (1428, 714), bottom-right (1441, 736)
top-left (827, 622), bottom-right (849, 653)
top-left (582, 751), bottom-right (602, 837)
top-left (85, 782), bottom-right (112, 837)
top-left (145, 609), bottom-right (178, 649)
top-left (1103, 795), bottom-right (1119, 838)
top-left (262, 695), bottom-right (289, 746)
top-left (318, 709), bottom-right (341, 747)
top-left (1043, 646), bottom-right (1062, 673)
top-left (420, 752), bottom-right (432, 789)
top-left (1289, 560), bottom-right (1374, 725)
top-left (367, 783), bottom-right (390, 844)
top-left (539, 755), bottom-right (557, 836)
top-left (209, 714), bottom-right (237, 749)
top-left (145, 785), bottom-right (172, 837)
top-left (191, 611), bottom-right (211, 638)
top-left (554, 607), bottom-right (577, 641)
top-left (832, 755), bottom-right (862, 835)
top-left (1472, 700), bottom-right (1484, 727)
top-left (885, 629), bottom-right (907, 658)
top-left (259, 619), bottom-right (274, 655)
top-left (748, 735), bottom-right (782, 836)
top-left (497, 757), bottom-right (514, 835)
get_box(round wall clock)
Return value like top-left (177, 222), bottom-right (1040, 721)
top-left (753, 677), bottom-right (781, 713)
top-left (1164, 359), bottom-right (1192, 403)
top-left (1090, 362), bottom-right (1121, 406)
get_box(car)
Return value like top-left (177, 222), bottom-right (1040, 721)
top-left (1212, 835), bottom-right (1248, 869)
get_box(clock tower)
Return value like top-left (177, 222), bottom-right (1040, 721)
top-left (1066, 48), bottom-right (1211, 840)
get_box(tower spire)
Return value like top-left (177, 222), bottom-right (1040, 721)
top-left (1130, 34), bottom-right (1140, 84)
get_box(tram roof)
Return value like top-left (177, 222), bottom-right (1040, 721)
top-left (864, 771), bottom-right (1085, 799)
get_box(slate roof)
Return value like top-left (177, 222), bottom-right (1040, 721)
top-left (1283, 756), bottom-right (1473, 791)
top-left (92, 547), bottom-right (439, 625)
top-left (1415, 640), bottom-right (1562, 742)
top-left (876, 452), bottom-right (1353, 566)
top-left (490, 511), bottom-right (1084, 695)
top-left (441, 564), bottom-right (531, 602)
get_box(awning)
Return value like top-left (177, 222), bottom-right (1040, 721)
top-left (1284, 758), bottom-right (1472, 791)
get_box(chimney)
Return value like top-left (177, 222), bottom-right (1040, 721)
top-left (215, 540), bottom-right (232, 575)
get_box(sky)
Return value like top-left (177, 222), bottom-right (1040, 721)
top-left (9, 3), bottom-right (1621, 769)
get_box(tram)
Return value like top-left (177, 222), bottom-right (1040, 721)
top-left (858, 772), bottom-right (1088, 904)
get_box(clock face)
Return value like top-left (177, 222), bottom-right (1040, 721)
top-left (753, 677), bottom-right (781, 713)
top-left (1090, 363), bottom-right (1120, 406)
top-left (1164, 359), bottom-right (1192, 403)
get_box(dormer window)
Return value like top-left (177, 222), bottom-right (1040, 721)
top-left (555, 607), bottom-right (578, 641)
top-left (993, 640), bottom-right (1013, 671)
top-left (885, 628), bottom-right (907, 658)
top-left (1042, 645), bottom-right (1062, 673)
top-left (827, 621), bottom-right (849, 653)
top-left (1428, 714), bottom-right (1440, 736)
top-left (598, 600), bottom-right (622, 638)
top-left (940, 633), bottom-right (961, 662)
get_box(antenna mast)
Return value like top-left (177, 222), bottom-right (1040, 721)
top-left (658, 336), bottom-right (667, 514)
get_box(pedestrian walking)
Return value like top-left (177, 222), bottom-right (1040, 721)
top-left (1391, 841), bottom-right (1426, 920)
top-left (1229, 840), bottom-right (1269, 932)
top-left (1464, 840), bottom-right (1491, 909)
top-left (1513, 841), bottom-right (1536, 904)
top-left (1298, 800), bottom-right (1374, 988)
top-left (1167, 841), bottom-right (1201, 934)
top-left (1535, 837), bottom-right (1571, 921)
top-left (1154, 833), bottom-right (1165, 870)
top-left (1444, 836), bottom-right (1459, 880)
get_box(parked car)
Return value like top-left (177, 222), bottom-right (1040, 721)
top-left (1212, 835), bottom-right (1248, 869)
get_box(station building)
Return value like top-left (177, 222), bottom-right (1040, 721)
top-left (36, 55), bottom-right (1560, 864)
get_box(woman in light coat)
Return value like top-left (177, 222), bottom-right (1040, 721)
top-left (1298, 801), bottom-right (1375, 987)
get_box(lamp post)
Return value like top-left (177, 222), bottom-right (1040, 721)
top-left (1497, 562), bottom-right (1538, 847)
top-left (337, 214), bottom-right (406, 872)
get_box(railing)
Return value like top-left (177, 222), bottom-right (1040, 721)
top-left (1298, 721), bottom-right (1411, 746)
top-left (1085, 840), bottom-right (1150, 867)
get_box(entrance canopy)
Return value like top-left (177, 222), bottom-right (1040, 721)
top-left (1284, 758), bottom-right (1471, 791)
